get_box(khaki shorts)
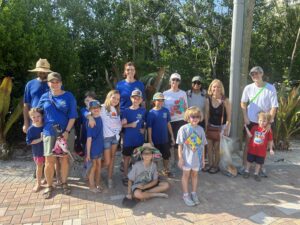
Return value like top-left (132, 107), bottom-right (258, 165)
top-left (43, 129), bottom-right (75, 157)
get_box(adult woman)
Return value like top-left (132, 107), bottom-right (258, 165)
top-left (205, 79), bottom-right (231, 174)
top-left (163, 73), bottom-right (188, 166)
top-left (187, 75), bottom-right (206, 128)
top-left (116, 62), bottom-right (145, 113)
top-left (38, 72), bottom-right (78, 199)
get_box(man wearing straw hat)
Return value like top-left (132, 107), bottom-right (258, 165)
top-left (23, 58), bottom-right (53, 133)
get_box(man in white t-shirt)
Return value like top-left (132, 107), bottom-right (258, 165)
top-left (240, 66), bottom-right (278, 175)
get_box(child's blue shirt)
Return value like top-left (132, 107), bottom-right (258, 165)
top-left (26, 125), bottom-right (44, 157)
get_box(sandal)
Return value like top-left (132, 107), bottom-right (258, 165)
top-left (62, 183), bottom-right (71, 195)
top-left (43, 186), bottom-right (53, 199)
top-left (97, 185), bottom-right (104, 192)
top-left (122, 177), bottom-right (128, 186)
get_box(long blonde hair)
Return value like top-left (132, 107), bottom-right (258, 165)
top-left (104, 90), bottom-right (120, 115)
top-left (207, 79), bottom-right (225, 97)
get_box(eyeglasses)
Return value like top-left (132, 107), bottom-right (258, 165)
top-left (172, 78), bottom-right (180, 82)
top-left (190, 116), bottom-right (200, 119)
top-left (192, 81), bottom-right (201, 85)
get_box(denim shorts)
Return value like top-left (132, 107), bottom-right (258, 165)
top-left (103, 135), bottom-right (118, 150)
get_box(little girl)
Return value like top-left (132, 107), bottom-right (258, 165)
top-left (26, 108), bottom-right (45, 192)
top-left (86, 100), bottom-right (104, 193)
top-left (121, 89), bottom-right (146, 186)
top-left (176, 106), bottom-right (207, 206)
top-left (243, 112), bottom-right (274, 182)
top-left (100, 90), bottom-right (122, 188)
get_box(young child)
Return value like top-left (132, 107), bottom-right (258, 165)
top-left (121, 89), bottom-right (146, 186)
top-left (100, 90), bottom-right (122, 188)
top-left (26, 108), bottom-right (45, 192)
top-left (147, 92), bottom-right (175, 176)
top-left (243, 112), bottom-right (274, 182)
top-left (126, 143), bottom-right (170, 201)
top-left (176, 106), bottom-right (207, 206)
top-left (85, 100), bottom-right (104, 193)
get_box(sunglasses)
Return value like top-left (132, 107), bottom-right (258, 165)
top-left (190, 116), bottom-right (200, 119)
top-left (155, 99), bottom-right (164, 102)
top-left (192, 81), bottom-right (201, 85)
top-left (172, 78), bottom-right (180, 82)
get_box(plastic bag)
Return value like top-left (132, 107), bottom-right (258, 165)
top-left (219, 135), bottom-right (237, 177)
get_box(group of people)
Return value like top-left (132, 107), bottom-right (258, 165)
top-left (23, 59), bottom-right (278, 206)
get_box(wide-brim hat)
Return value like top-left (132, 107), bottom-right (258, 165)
top-left (28, 58), bottom-right (53, 73)
top-left (133, 143), bottom-right (162, 161)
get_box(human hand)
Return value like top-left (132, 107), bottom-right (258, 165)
top-left (270, 149), bottom-right (274, 156)
top-left (22, 124), bottom-right (29, 134)
top-left (126, 194), bottom-right (132, 199)
top-left (63, 132), bottom-right (69, 141)
top-left (140, 128), bottom-right (145, 134)
top-left (86, 155), bottom-right (91, 162)
top-left (130, 122), bottom-right (137, 128)
top-left (121, 118), bottom-right (127, 125)
top-left (171, 138), bottom-right (175, 146)
top-left (178, 159), bottom-right (184, 169)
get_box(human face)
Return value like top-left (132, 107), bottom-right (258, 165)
top-left (154, 99), bottom-right (164, 108)
top-left (258, 117), bottom-right (268, 128)
top-left (30, 112), bottom-right (42, 125)
top-left (48, 79), bottom-right (62, 92)
top-left (110, 93), bottom-right (120, 107)
top-left (142, 150), bottom-right (153, 162)
top-left (37, 72), bottom-right (48, 81)
top-left (170, 78), bottom-right (180, 89)
top-left (84, 96), bottom-right (95, 108)
top-left (131, 95), bottom-right (142, 107)
top-left (125, 65), bottom-right (136, 80)
top-left (250, 72), bottom-right (263, 83)
top-left (90, 106), bottom-right (101, 117)
top-left (211, 82), bottom-right (222, 96)
top-left (189, 115), bottom-right (200, 126)
top-left (192, 81), bottom-right (201, 89)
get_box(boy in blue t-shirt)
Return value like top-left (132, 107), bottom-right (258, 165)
top-left (86, 100), bottom-right (104, 193)
top-left (147, 92), bottom-right (175, 177)
top-left (121, 89), bottom-right (146, 186)
top-left (26, 108), bottom-right (45, 192)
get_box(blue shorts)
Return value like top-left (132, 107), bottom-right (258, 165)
top-left (103, 135), bottom-right (118, 149)
top-left (91, 154), bottom-right (102, 160)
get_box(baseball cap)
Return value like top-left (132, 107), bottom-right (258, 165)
top-left (47, 72), bottom-right (62, 82)
top-left (192, 76), bottom-right (202, 82)
top-left (170, 73), bottom-right (181, 81)
top-left (89, 100), bottom-right (101, 109)
top-left (131, 89), bottom-right (143, 97)
top-left (152, 92), bottom-right (165, 101)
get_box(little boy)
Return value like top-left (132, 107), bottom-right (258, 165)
top-left (147, 92), bottom-right (175, 176)
top-left (243, 112), bottom-right (274, 182)
top-left (126, 143), bottom-right (170, 201)
top-left (86, 100), bottom-right (104, 192)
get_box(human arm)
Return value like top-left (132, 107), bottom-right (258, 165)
top-left (85, 137), bottom-right (92, 161)
top-left (205, 98), bottom-right (209, 131)
top-left (223, 98), bottom-right (231, 136)
top-left (269, 140), bottom-right (275, 155)
top-left (23, 103), bottom-right (30, 133)
top-left (178, 144), bottom-right (184, 169)
top-left (126, 180), bottom-right (133, 199)
top-left (269, 107), bottom-right (277, 123)
top-left (136, 179), bottom-right (159, 190)
top-left (167, 122), bottom-right (175, 145)
top-left (147, 127), bottom-right (154, 146)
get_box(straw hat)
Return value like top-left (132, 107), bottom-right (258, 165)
top-left (28, 58), bottom-right (53, 73)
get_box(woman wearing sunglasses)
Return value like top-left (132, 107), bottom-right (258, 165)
top-left (187, 76), bottom-right (207, 129)
top-left (163, 73), bottom-right (188, 168)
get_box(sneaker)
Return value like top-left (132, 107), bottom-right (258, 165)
top-left (254, 174), bottom-right (261, 182)
top-left (108, 179), bottom-right (113, 189)
top-left (191, 193), bottom-right (200, 205)
top-left (259, 168), bottom-right (268, 177)
top-left (243, 171), bottom-right (250, 179)
top-left (183, 195), bottom-right (196, 207)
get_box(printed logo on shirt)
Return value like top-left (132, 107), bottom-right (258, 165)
top-left (58, 100), bottom-right (67, 108)
top-left (253, 131), bottom-right (265, 145)
top-left (136, 113), bottom-right (143, 120)
top-left (185, 132), bottom-right (202, 151)
top-left (163, 112), bottom-right (167, 119)
top-left (170, 97), bottom-right (187, 116)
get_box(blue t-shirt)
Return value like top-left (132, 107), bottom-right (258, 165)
top-left (122, 107), bottom-right (146, 147)
top-left (24, 79), bottom-right (49, 107)
top-left (116, 80), bottom-right (145, 113)
top-left (80, 107), bottom-right (90, 145)
top-left (26, 125), bottom-right (44, 157)
top-left (147, 107), bottom-right (171, 144)
top-left (37, 91), bottom-right (78, 136)
top-left (86, 117), bottom-right (104, 157)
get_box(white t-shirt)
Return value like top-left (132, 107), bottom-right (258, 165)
top-left (100, 105), bottom-right (122, 139)
top-left (163, 89), bottom-right (188, 122)
top-left (187, 90), bottom-right (206, 115)
top-left (241, 82), bottom-right (278, 123)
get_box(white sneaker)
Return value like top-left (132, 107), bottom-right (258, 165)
top-left (191, 192), bottom-right (200, 205)
top-left (183, 195), bottom-right (196, 207)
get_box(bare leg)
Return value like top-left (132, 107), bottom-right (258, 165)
top-left (60, 155), bottom-right (69, 184)
top-left (254, 163), bottom-right (261, 175)
top-left (243, 135), bottom-right (250, 167)
top-left (181, 170), bottom-right (191, 193)
top-left (245, 161), bottom-right (251, 172)
top-left (163, 159), bottom-right (169, 171)
top-left (88, 159), bottom-right (96, 190)
top-left (33, 162), bottom-right (43, 192)
top-left (133, 182), bottom-right (170, 200)
top-left (55, 158), bottom-right (61, 184)
top-left (207, 140), bottom-right (214, 168)
top-left (44, 156), bottom-right (55, 187)
top-left (95, 158), bottom-right (101, 188)
top-left (123, 155), bottom-right (131, 176)
top-left (191, 170), bottom-right (198, 193)
top-left (102, 149), bottom-right (111, 168)
top-left (108, 144), bottom-right (118, 179)
top-left (214, 141), bottom-right (221, 168)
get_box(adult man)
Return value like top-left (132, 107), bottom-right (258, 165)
top-left (241, 66), bottom-right (278, 176)
top-left (23, 58), bottom-right (53, 133)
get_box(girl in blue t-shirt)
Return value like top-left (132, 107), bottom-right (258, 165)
top-left (26, 108), bottom-right (45, 192)
top-left (121, 89), bottom-right (146, 186)
top-left (147, 92), bottom-right (175, 177)
top-left (86, 100), bottom-right (104, 193)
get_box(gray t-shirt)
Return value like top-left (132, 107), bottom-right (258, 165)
top-left (128, 161), bottom-right (158, 191)
top-left (187, 90), bottom-right (206, 115)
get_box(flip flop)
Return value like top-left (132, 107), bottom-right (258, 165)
top-left (62, 183), bottom-right (71, 195)
top-left (43, 187), bottom-right (53, 199)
